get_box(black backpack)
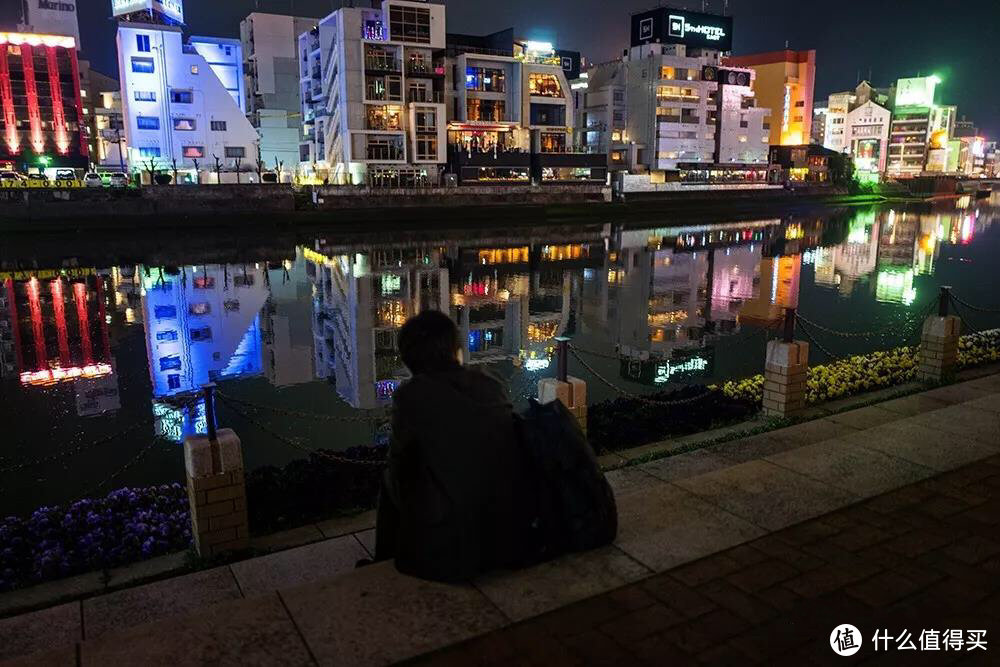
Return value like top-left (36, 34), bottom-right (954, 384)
top-left (513, 398), bottom-right (618, 565)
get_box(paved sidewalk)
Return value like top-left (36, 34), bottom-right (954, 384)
top-left (1, 374), bottom-right (998, 665)
top-left (412, 454), bottom-right (1000, 665)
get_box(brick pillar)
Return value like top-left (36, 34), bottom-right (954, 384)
top-left (184, 428), bottom-right (249, 558)
top-left (763, 340), bottom-right (809, 418)
top-left (538, 376), bottom-right (588, 437)
top-left (917, 315), bottom-right (961, 383)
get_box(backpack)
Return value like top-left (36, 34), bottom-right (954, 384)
top-left (513, 398), bottom-right (618, 565)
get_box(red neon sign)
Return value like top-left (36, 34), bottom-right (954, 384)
top-left (19, 44), bottom-right (45, 154)
top-left (46, 47), bottom-right (69, 154)
top-left (20, 364), bottom-right (114, 387)
top-left (0, 47), bottom-right (18, 153)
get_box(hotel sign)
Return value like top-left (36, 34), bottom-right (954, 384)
top-left (111, 0), bottom-right (183, 24)
top-left (631, 8), bottom-right (733, 51)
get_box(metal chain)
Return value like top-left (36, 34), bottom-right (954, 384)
top-left (77, 437), bottom-right (166, 500)
top-left (795, 298), bottom-right (936, 339)
top-left (0, 420), bottom-right (150, 474)
top-left (793, 315), bottom-right (840, 361)
top-left (217, 396), bottom-right (388, 467)
top-left (950, 292), bottom-right (1000, 315)
top-left (215, 391), bottom-right (385, 423)
top-left (568, 346), bottom-right (715, 406)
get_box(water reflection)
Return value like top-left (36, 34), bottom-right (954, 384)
top-left (2, 196), bottom-right (998, 510)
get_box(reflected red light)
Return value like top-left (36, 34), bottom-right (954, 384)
top-left (19, 363), bottom-right (113, 386)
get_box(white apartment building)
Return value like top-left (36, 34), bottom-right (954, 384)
top-left (574, 61), bottom-right (632, 172)
top-left (822, 91), bottom-right (853, 153)
top-left (115, 0), bottom-right (258, 182)
top-left (241, 12), bottom-right (317, 176)
top-left (298, 0), bottom-right (447, 185)
top-left (845, 100), bottom-right (891, 175)
top-left (621, 44), bottom-right (769, 177)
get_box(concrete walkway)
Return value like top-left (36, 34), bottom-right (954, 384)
top-left (1, 374), bottom-right (998, 666)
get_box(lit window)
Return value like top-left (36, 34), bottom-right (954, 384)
top-left (190, 65), bottom-right (199, 75)
top-left (183, 146), bottom-right (205, 158)
top-left (136, 116), bottom-right (159, 130)
top-left (189, 302), bottom-right (211, 315)
top-left (136, 34), bottom-right (151, 52)
top-left (528, 73), bottom-right (563, 98)
top-left (139, 147), bottom-right (161, 157)
top-left (131, 57), bottom-right (154, 74)
top-left (134, 90), bottom-right (156, 102)
top-left (173, 118), bottom-right (196, 131)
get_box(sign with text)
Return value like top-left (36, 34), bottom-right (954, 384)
top-left (111, 0), bottom-right (183, 24)
top-left (630, 8), bottom-right (733, 51)
top-left (27, 0), bottom-right (81, 47)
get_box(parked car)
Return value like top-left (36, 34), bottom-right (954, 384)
top-left (0, 171), bottom-right (25, 184)
top-left (55, 169), bottom-right (76, 180)
top-left (108, 172), bottom-right (129, 188)
top-left (26, 173), bottom-right (49, 186)
top-left (83, 173), bottom-right (104, 187)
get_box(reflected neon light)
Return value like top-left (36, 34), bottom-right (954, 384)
top-left (20, 364), bottom-right (113, 386)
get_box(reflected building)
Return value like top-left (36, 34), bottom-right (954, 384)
top-left (0, 271), bottom-right (119, 416)
top-left (811, 210), bottom-right (880, 297)
top-left (262, 252), bottom-right (317, 388)
top-left (141, 264), bottom-right (268, 398)
top-left (305, 246), bottom-right (449, 409)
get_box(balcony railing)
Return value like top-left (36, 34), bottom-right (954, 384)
top-left (366, 145), bottom-right (405, 161)
top-left (407, 90), bottom-right (444, 104)
top-left (406, 62), bottom-right (442, 77)
top-left (366, 119), bottom-right (403, 131)
top-left (365, 55), bottom-right (401, 72)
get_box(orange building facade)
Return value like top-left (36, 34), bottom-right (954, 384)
top-left (725, 50), bottom-right (816, 147)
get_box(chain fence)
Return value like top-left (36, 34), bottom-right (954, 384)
top-left (77, 437), bottom-right (169, 500)
top-left (216, 394), bottom-right (387, 468)
top-left (949, 292), bottom-right (1000, 315)
top-left (215, 391), bottom-right (387, 423)
top-left (0, 420), bottom-right (152, 475)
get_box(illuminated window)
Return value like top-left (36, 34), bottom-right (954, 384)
top-left (136, 35), bottom-right (151, 52)
top-left (156, 330), bottom-right (178, 342)
top-left (154, 305), bottom-right (176, 319)
top-left (189, 302), bottom-right (211, 315)
top-left (465, 67), bottom-right (505, 93)
top-left (173, 118), bottom-right (196, 131)
top-left (183, 145), bottom-right (205, 158)
top-left (366, 105), bottom-right (402, 131)
top-left (131, 57), bottom-right (154, 73)
top-left (139, 146), bottom-right (161, 158)
top-left (134, 90), bottom-right (156, 102)
top-left (190, 65), bottom-right (199, 75)
top-left (467, 98), bottom-right (505, 122)
top-left (159, 356), bottom-right (182, 371)
top-left (528, 73), bottom-right (563, 98)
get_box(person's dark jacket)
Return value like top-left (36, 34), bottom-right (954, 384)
top-left (386, 366), bottom-right (526, 582)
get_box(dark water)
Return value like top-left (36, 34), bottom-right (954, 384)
top-left (2, 196), bottom-right (999, 515)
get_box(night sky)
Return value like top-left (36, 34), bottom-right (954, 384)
top-left (79, 0), bottom-right (1000, 136)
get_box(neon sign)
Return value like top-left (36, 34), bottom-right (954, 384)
top-left (668, 15), bottom-right (726, 42)
top-left (20, 363), bottom-right (113, 386)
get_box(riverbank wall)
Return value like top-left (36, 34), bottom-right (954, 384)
top-left (0, 182), bottom-right (885, 232)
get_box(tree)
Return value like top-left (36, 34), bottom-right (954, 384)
top-left (255, 142), bottom-right (265, 182)
top-left (212, 154), bottom-right (222, 184)
top-left (191, 158), bottom-right (200, 185)
top-left (827, 151), bottom-right (856, 187)
top-left (234, 157), bottom-right (243, 184)
top-left (170, 158), bottom-right (179, 185)
top-left (142, 158), bottom-right (158, 185)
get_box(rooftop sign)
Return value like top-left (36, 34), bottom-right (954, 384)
top-left (111, 0), bottom-right (183, 24)
top-left (631, 8), bottom-right (733, 51)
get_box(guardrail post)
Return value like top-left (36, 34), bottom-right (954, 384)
top-left (183, 384), bottom-right (249, 558)
top-left (918, 286), bottom-right (961, 383)
top-left (763, 310), bottom-right (809, 418)
top-left (538, 338), bottom-right (588, 436)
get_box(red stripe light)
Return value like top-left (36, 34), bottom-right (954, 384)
top-left (46, 46), bottom-right (69, 154)
top-left (0, 47), bottom-right (18, 153)
top-left (20, 44), bottom-right (45, 154)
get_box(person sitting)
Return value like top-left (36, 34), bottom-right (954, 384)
top-left (373, 310), bottom-right (527, 582)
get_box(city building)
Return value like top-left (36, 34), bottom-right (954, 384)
top-left (573, 60), bottom-right (633, 173)
top-left (769, 143), bottom-right (840, 183)
top-left (724, 49), bottom-right (816, 146)
top-left (298, 0), bottom-right (448, 185)
top-left (241, 12), bottom-right (317, 177)
top-left (0, 29), bottom-right (88, 172)
top-left (114, 0), bottom-right (258, 182)
top-left (78, 62), bottom-right (121, 169)
top-left (1, 0), bottom-right (81, 47)
top-left (845, 99), bottom-right (892, 177)
top-left (822, 91), bottom-right (853, 153)
top-left (886, 75), bottom-right (956, 178)
top-left (442, 33), bottom-right (604, 185)
top-left (811, 105), bottom-right (826, 145)
top-left (608, 8), bottom-right (770, 184)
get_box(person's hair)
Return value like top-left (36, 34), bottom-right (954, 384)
top-left (398, 310), bottom-right (461, 375)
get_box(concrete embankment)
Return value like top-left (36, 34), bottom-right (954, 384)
top-left (0, 183), bottom-right (887, 233)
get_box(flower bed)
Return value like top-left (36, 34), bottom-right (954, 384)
top-left (0, 485), bottom-right (191, 593)
top-left (718, 330), bottom-right (1000, 406)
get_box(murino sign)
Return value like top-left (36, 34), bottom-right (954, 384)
top-left (631, 8), bottom-right (733, 52)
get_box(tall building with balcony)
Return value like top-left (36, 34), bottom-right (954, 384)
top-left (725, 49), bottom-right (815, 147)
top-left (298, 0), bottom-right (447, 185)
top-left (241, 12), bottom-right (317, 176)
top-left (573, 60), bottom-right (632, 173)
top-left (441, 32), bottom-right (604, 185)
top-left (886, 76), bottom-right (956, 178)
top-left (115, 0), bottom-right (258, 182)
top-left (598, 8), bottom-right (771, 184)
